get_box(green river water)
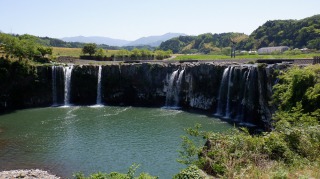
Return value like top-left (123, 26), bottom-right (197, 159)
top-left (0, 106), bottom-right (232, 178)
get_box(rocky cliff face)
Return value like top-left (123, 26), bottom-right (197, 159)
top-left (0, 64), bottom-right (52, 109)
top-left (0, 62), bottom-right (289, 130)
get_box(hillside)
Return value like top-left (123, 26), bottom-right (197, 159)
top-left (245, 14), bottom-right (320, 50)
top-left (159, 14), bottom-right (320, 53)
top-left (159, 33), bottom-right (248, 54)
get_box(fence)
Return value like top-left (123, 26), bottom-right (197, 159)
top-left (313, 56), bottom-right (320, 64)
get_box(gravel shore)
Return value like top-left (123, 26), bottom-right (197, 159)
top-left (0, 169), bottom-right (60, 179)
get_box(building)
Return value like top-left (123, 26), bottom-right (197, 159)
top-left (257, 46), bottom-right (289, 54)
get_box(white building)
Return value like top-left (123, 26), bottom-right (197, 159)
top-left (257, 46), bottom-right (289, 54)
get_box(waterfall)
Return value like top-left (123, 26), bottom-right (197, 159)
top-left (215, 65), bottom-right (262, 126)
top-left (225, 66), bottom-right (235, 118)
top-left (52, 66), bottom-right (58, 106)
top-left (176, 69), bottom-right (185, 106)
top-left (63, 66), bottom-right (73, 106)
top-left (165, 69), bottom-right (179, 107)
top-left (165, 69), bottom-right (184, 108)
top-left (235, 70), bottom-right (250, 121)
top-left (215, 67), bottom-right (230, 116)
top-left (96, 66), bottom-right (103, 105)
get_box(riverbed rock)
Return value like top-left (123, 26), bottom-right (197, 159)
top-left (0, 169), bottom-right (60, 179)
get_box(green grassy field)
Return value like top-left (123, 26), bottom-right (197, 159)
top-left (173, 53), bottom-right (320, 60)
top-left (52, 47), bottom-right (119, 57)
top-left (52, 47), bottom-right (82, 57)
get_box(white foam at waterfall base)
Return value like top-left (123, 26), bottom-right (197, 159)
top-left (89, 104), bottom-right (104, 108)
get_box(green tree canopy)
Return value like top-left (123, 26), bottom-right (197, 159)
top-left (0, 33), bottom-right (49, 60)
top-left (95, 48), bottom-right (106, 57)
top-left (82, 43), bottom-right (97, 56)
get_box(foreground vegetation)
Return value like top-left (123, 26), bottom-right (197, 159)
top-left (175, 65), bottom-right (320, 178)
top-left (73, 164), bottom-right (158, 179)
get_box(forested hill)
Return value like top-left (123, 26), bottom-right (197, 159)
top-left (159, 33), bottom-right (248, 54)
top-left (245, 14), bottom-right (320, 50)
top-left (159, 14), bottom-right (320, 53)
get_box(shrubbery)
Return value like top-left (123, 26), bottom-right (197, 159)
top-left (177, 65), bottom-right (320, 178)
top-left (73, 164), bottom-right (158, 179)
top-left (113, 48), bottom-right (172, 60)
top-left (0, 33), bottom-right (52, 61)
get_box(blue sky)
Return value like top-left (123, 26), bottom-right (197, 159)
top-left (0, 0), bottom-right (319, 40)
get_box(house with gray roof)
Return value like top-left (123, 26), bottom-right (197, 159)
top-left (257, 46), bottom-right (289, 54)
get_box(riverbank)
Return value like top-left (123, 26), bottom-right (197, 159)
top-left (0, 169), bottom-right (60, 179)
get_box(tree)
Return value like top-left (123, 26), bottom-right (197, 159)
top-left (82, 43), bottom-right (97, 56)
top-left (37, 46), bottom-right (53, 58)
top-left (95, 48), bottom-right (106, 57)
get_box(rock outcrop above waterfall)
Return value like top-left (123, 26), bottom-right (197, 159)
top-left (0, 61), bottom-right (292, 130)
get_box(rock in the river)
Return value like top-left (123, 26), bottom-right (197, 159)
top-left (0, 169), bottom-right (60, 179)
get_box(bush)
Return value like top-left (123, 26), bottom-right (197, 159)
top-left (173, 165), bottom-right (203, 179)
top-left (178, 65), bottom-right (320, 178)
top-left (284, 49), bottom-right (302, 55)
top-left (73, 164), bottom-right (158, 179)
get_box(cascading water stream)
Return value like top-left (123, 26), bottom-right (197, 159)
top-left (63, 66), bottom-right (73, 106)
top-left (165, 69), bottom-right (179, 107)
top-left (96, 66), bottom-right (103, 105)
top-left (165, 69), bottom-right (185, 108)
top-left (215, 67), bottom-right (230, 116)
top-left (225, 66), bottom-right (235, 118)
top-left (52, 66), bottom-right (58, 106)
top-left (235, 70), bottom-right (249, 121)
top-left (175, 69), bottom-right (185, 106)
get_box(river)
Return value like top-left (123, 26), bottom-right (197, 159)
top-left (0, 106), bottom-right (232, 178)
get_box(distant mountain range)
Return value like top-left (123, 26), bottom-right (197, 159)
top-left (61, 33), bottom-right (185, 47)
top-left (61, 36), bottom-right (130, 46)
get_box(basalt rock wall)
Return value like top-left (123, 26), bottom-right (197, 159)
top-left (0, 62), bottom-right (290, 129)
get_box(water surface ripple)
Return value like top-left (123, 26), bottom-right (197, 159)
top-left (0, 106), bottom-right (232, 178)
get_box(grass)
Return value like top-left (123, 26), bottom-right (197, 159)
top-left (174, 53), bottom-right (320, 60)
top-left (52, 47), bottom-right (119, 57)
top-left (52, 47), bottom-right (82, 57)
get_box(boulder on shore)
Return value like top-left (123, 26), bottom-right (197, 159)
top-left (0, 169), bottom-right (60, 179)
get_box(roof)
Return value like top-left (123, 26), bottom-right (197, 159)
top-left (258, 46), bottom-right (289, 50)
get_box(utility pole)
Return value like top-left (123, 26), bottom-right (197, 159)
top-left (231, 41), bottom-right (236, 58)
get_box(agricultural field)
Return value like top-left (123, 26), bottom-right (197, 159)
top-left (52, 47), bottom-right (82, 57)
top-left (52, 47), bottom-right (119, 57)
